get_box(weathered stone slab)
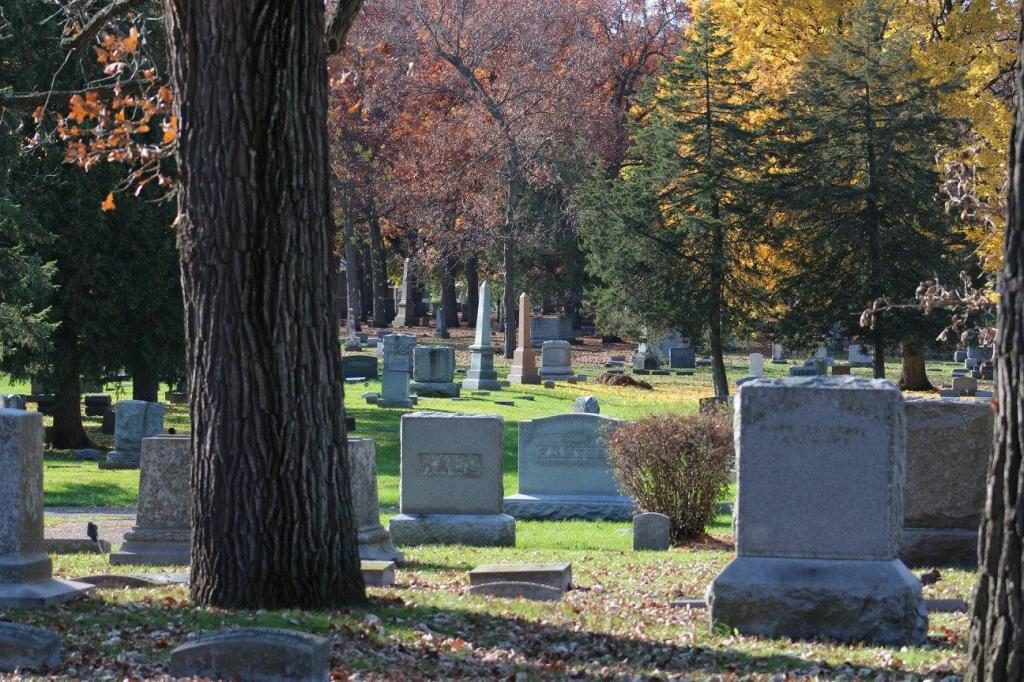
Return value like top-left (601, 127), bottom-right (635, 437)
top-left (347, 438), bottom-right (403, 563)
top-left (75, 573), bottom-right (177, 589)
top-left (0, 409), bottom-right (94, 607)
top-left (900, 398), bottom-right (990, 567)
top-left (468, 581), bottom-right (563, 601)
top-left (379, 334), bottom-right (416, 408)
top-left (102, 401), bottom-right (165, 469)
top-left (170, 628), bottom-right (330, 682)
top-left (0, 622), bottom-right (60, 672)
top-left (951, 376), bottom-right (978, 396)
top-left (670, 347), bottom-right (695, 369)
top-left (748, 353), bottom-right (764, 377)
top-left (530, 316), bottom-right (574, 346)
top-left (361, 560), bottom-right (396, 587)
top-left (539, 340), bottom-right (574, 380)
top-left (572, 396), bottom-right (600, 414)
top-left (505, 413), bottom-right (630, 521)
top-left (831, 365), bottom-right (851, 376)
top-left (342, 355), bottom-right (379, 380)
top-left (707, 377), bottom-right (926, 645)
top-left (469, 562), bottom-right (571, 590)
top-left (633, 512), bottom-right (670, 551)
top-left (389, 513), bottom-right (515, 547)
top-left (44, 538), bottom-right (111, 554)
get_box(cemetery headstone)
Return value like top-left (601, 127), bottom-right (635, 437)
top-left (509, 293), bottom-right (541, 385)
top-left (348, 438), bottom-right (403, 562)
top-left (170, 628), bottom-right (329, 682)
top-left (831, 364), bottom-right (852, 376)
top-left (0, 395), bottom-right (25, 410)
top-left (410, 346), bottom-right (459, 397)
top-left (378, 334), bottom-right (416, 408)
top-left (901, 398), bottom-right (991, 567)
top-left (342, 355), bottom-right (379, 380)
top-left (110, 435), bottom-right (191, 566)
top-left (633, 512), bottom-right (670, 551)
top-left (572, 396), bottom-right (600, 414)
top-left (788, 365), bottom-right (817, 377)
top-left (504, 414), bottom-right (630, 520)
top-left (468, 581), bottom-right (563, 601)
top-left (953, 349), bottom-right (967, 363)
top-left (100, 400), bottom-right (165, 469)
top-left (390, 257), bottom-right (417, 327)
top-left (707, 377), bottom-right (927, 645)
top-left (530, 316), bottom-right (575, 346)
top-left (83, 394), bottom-right (111, 417)
top-left (389, 412), bottom-right (514, 546)
top-left (0, 622), bottom-right (61, 672)
top-left (434, 307), bottom-right (449, 339)
top-left (469, 562), bottom-right (571, 591)
top-left (951, 376), bottom-right (978, 396)
top-left (0, 409), bottom-right (93, 606)
top-left (670, 346), bottom-right (695, 369)
top-left (654, 330), bottom-right (686, 365)
top-left (771, 343), bottom-right (786, 364)
top-left (539, 340), bottom-right (574, 380)
top-left (748, 353), bottom-right (764, 378)
top-left (462, 283), bottom-right (503, 391)
top-left (848, 343), bottom-right (873, 366)
top-left (633, 343), bottom-right (661, 370)
top-left (361, 560), bottom-right (396, 587)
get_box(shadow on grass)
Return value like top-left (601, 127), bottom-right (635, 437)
top-left (44, 481), bottom-right (138, 508)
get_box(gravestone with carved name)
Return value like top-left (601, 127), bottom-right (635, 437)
top-left (378, 334), bottom-right (416, 408)
top-left (389, 412), bottom-right (514, 546)
top-left (504, 414), bottom-right (631, 520)
top-left (410, 346), bottom-right (459, 398)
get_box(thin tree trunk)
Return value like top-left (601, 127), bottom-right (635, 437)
top-left (165, 0), bottom-right (365, 609)
top-left (503, 176), bottom-right (518, 359)
top-left (341, 179), bottom-right (361, 345)
top-left (49, 322), bottom-right (92, 449)
top-left (465, 256), bottom-right (479, 326)
top-left (131, 364), bottom-right (160, 403)
top-left (708, 223), bottom-right (729, 398)
top-left (360, 244), bottom-right (373, 322)
top-left (441, 258), bottom-right (460, 328)
top-left (863, 82), bottom-right (886, 380)
top-left (897, 336), bottom-right (934, 391)
top-left (367, 205), bottom-right (389, 328)
top-left (964, 10), bottom-right (1024, 679)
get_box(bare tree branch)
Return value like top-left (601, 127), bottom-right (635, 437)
top-left (61, 0), bottom-right (147, 51)
top-left (0, 78), bottom-right (153, 111)
top-left (325, 0), bottom-right (363, 56)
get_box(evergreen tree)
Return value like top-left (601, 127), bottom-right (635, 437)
top-left (771, 0), bottom-right (960, 380)
top-left (576, 2), bottom-right (769, 397)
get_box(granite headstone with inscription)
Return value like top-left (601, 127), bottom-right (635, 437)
top-left (389, 412), bottom-right (514, 546)
top-left (504, 414), bottom-right (631, 520)
top-left (539, 340), bottom-right (574, 380)
top-left (410, 345), bottom-right (459, 398)
top-left (707, 377), bottom-right (927, 645)
top-left (378, 334), bottom-right (416, 408)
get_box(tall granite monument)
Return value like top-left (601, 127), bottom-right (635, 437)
top-left (462, 282), bottom-right (502, 391)
top-left (508, 293), bottom-right (540, 385)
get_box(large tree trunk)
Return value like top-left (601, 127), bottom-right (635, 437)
top-left (441, 258), bottom-right (460, 328)
top-left (502, 177), bottom-right (518, 359)
top-left (965, 12), bottom-right (1024, 680)
top-left (165, 0), bottom-right (365, 609)
top-left (465, 255), bottom-right (479, 327)
top-left (49, 322), bottom-right (92, 449)
top-left (130, 363), bottom-right (160, 403)
top-left (367, 206), bottom-right (389, 327)
top-left (897, 335), bottom-right (934, 391)
top-left (359, 243), bottom-right (373, 322)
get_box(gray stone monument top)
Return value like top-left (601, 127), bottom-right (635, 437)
top-left (517, 413), bottom-right (622, 497)
top-left (412, 346), bottom-right (455, 383)
top-left (0, 621), bottom-right (62, 672)
top-left (539, 340), bottom-right (573, 379)
top-left (105, 400), bottom-right (165, 468)
top-left (734, 376), bottom-right (904, 561)
top-left (633, 512), bottom-right (670, 551)
top-left (170, 627), bottom-right (329, 682)
top-left (471, 282), bottom-right (495, 349)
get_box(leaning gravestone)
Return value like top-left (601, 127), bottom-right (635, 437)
top-left (110, 435), bottom-right (191, 566)
top-left (504, 414), bottom-right (631, 520)
top-left (378, 334), bottom-right (416, 408)
top-left (0, 409), bottom-right (93, 606)
top-left (462, 282), bottom-right (503, 391)
top-left (347, 438), bottom-right (403, 562)
top-left (0, 622), bottom-right (61, 672)
top-left (100, 400), bottom-right (165, 469)
top-left (539, 340), bottom-right (574, 380)
top-left (389, 412), bottom-right (514, 546)
top-left (901, 398), bottom-right (991, 566)
top-left (707, 377), bottom-right (927, 645)
top-left (410, 346), bottom-right (459, 398)
top-left (170, 628), bottom-right (329, 682)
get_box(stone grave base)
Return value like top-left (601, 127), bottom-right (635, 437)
top-left (109, 530), bottom-right (190, 566)
top-left (503, 493), bottom-right (633, 521)
top-left (707, 557), bottom-right (927, 646)
top-left (389, 513), bottom-right (515, 547)
top-left (98, 459), bottom-right (139, 470)
top-left (462, 377), bottom-right (503, 391)
top-left (410, 382), bottom-right (461, 398)
top-left (899, 528), bottom-right (978, 568)
top-left (358, 524), bottom-right (405, 563)
top-left (376, 398), bottom-right (415, 409)
top-left (538, 369), bottom-right (574, 380)
top-left (0, 578), bottom-right (93, 608)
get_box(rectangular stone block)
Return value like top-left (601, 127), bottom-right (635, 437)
top-left (412, 346), bottom-right (455, 383)
top-left (361, 560), bottom-right (396, 587)
top-left (735, 377), bottom-right (904, 561)
top-left (517, 414), bottom-right (622, 497)
top-left (399, 412), bottom-right (504, 515)
top-left (342, 355), bottom-right (379, 379)
top-left (469, 562), bottom-right (571, 591)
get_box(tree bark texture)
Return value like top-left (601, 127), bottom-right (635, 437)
top-left (130, 364), bottom-right (160, 403)
top-left (359, 244), bottom-right (373, 322)
top-left (49, 322), bottom-right (92, 449)
top-left (897, 336), bottom-right (934, 391)
top-left (341, 179), bottom-right (362, 341)
top-left (367, 207), bottom-right (390, 327)
top-left (465, 256), bottom-right (479, 326)
top-left (441, 259), bottom-right (460, 328)
top-left (164, 0), bottom-right (365, 609)
top-left (965, 11), bottom-right (1024, 680)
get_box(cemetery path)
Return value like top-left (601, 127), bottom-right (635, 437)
top-left (44, 506), bottom-right (135, 543)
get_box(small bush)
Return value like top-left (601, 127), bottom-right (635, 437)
top-left (607, 413), bottom-right (733, 544)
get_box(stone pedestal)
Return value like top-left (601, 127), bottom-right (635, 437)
top-left (539, 340), bottom-right (574, 380)
top-left (110, 435), bottom-right (191, 566)
top-left (388, 412), bottom-right (514, 547)
top-left (0, 410), bottom-right (93, 606)
top-left (378, 334), bottom-right (416, 408)
top-left (347, 438), bottom-right (403, 562)
top-left (462, 282), bottom-right (503, 391)
top-left (100, 400), bottom-right (165, 469)
top-left (509, 293), bottom-right (540, 385)
top-left (410, 346), bottom-right (459, 398)
top-left (504, 413), bottom-right (631, 521)
top-left (707, 377), bottom-right (927, 645)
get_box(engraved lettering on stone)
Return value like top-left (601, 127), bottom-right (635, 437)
top-left (417, 453), bottom-right (482, 478)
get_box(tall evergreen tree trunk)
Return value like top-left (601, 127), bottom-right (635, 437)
top-left (897, 335), bottom-right (934, 391)
top-left (165, 0), bottom-right (365, 609)
top-left (49, 323), bottom-right (92, 448)
top-left (503, 176), bottom-right (519, 359)
top-left (862, 83), bottom-right (886, 379)
top-left (367, 206), bottom-right (389, 328)
top-left (130, 363), bottom-right (160, 403)
top-left (965, 12), bottom-right (1024, 679)
top-left (708, 221), bottom-right (729, 398)
top-left (441, 259), bottom-right (460, 328)
top-left (465, 256), bottom-right (479, 326)
top-left (359, 244), bottom-right (373, 322)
